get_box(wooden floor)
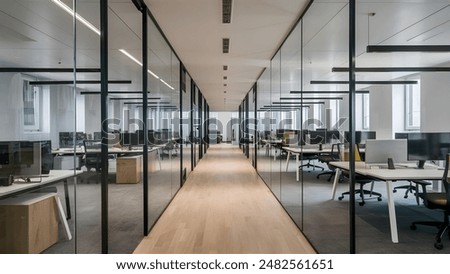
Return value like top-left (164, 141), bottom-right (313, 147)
top-left (134, 144), bottom-right (316, 254)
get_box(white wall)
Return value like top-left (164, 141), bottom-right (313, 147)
top-left (0, 73), bottom-right (24, 141)
top-left (369, 85), bottom-right (393, 139)
top-left (420, 72), bottom-right (450, 132)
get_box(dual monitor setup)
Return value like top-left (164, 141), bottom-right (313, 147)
top-left (363, 132), bottom-right (450, 169)
top-left (0, 141), bottom-right (53, 186)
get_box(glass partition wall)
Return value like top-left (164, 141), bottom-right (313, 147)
top-left (251, 0), bottom-right (450, 254)
top-left (0, 1), bottom-right (208, 254)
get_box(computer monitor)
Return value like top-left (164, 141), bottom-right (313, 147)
top-left (344, 131), bottom-right (376, 144)
top-left (326, 130), bottom-right (341, 143)
top-left (365, 139), bottom-right (408, 164)
top-left (309, 130), bottom-right (326, 145)
top-left (16, 142), bottom-right (42, 177)
top-left (59, 132), bottom-right (86, 148)
top-left (40, 140), bottom-right (53, 175)
top-left (0, 141), bottom-right (42, 178)
top-left (406, 132), bottom-right (450, 168)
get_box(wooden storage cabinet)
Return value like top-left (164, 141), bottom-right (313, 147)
top-left (116, 155), bottom-right (143, 184)
top-left (0, 193), bottom-right (59, 254)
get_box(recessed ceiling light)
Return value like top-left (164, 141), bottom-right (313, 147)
top-left (222, 38), bottom-right (230, 53)
top-left (224, 84), bottom-right (227, 87)
top-left (222, 0), bottom-right (233, 24)
top-left (224, 91), bottom-right (227, 93)
top-left (223, 76), bottom-right (227, 80)
top-left (223, 65), bottom-right (228, 70)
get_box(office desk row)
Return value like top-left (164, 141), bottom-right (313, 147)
top-left (329, 161), bottom-right (444, 243)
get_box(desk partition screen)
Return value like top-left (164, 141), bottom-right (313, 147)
top-left (364, 139), bottom-right (408, 164)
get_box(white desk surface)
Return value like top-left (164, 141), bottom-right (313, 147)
top-left (329, 160), bottom-right (444, 244)
top-left (0, 170), bottom-right (83, 198)
top-left (329, 161), bottom-right (443, 180)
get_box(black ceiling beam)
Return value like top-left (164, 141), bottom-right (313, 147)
top-left (109, 97), bottom-right (161, 100)
top-left (272, 101), bottom-right (325, 105)
top-left (29, 80), bottom-right (132, 85)
top-left (123, 102), bottom-right (170, 105)
top-left (310, 80), bottom-right (418, 85)
top-left (280, 97), bottom-right (343, 100)
top-left (332, 67), bottom-right (450, 72)
top-left (0, 68), bottom-right (101, 73)
top-left (81, 91), bottom-right (149, 95)
top-left (367, 45), bottom-right (450, 53)
top-left (290, 90), bottom-right (369, 94)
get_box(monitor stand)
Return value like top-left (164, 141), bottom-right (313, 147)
top-left (417, 160), bottom-right (426, 169)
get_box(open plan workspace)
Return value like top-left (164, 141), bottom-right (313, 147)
top-left (1, 0), bottom-right (450, 255)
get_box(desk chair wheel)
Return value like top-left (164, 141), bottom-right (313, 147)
top-left (410, 224), bottom-right (417, 230)
top-left (434, 242), bottom-right (443, 250)
top-left (359, 201), bottom-right (365, 206)
top-left (338, 196), bottom-right (344, 201)
top-left (377, 197), bottom-right (382, 201)
top-left (393, 189), bottom-right (397, 193)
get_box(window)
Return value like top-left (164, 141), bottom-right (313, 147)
top-left (362, 94), bottom-right (370, 130)
top-left (405, 82), bottom-right (420, 130)
top-left (23, 81), bottom-right (40, 131)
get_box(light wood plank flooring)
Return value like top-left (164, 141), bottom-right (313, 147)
top-left (134, 144), bottom-right (316, 254)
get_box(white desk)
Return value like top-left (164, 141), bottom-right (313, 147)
top-left (0, 170), bottom-right (83, 199)
top-left (283, 146), bottom-right (332, 181)
top-left (0, 170), bottom-right (83, 242)
top-left (329, 161), bottom-right (443, 243)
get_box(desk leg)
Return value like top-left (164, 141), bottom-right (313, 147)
top-left (331, 168), bottom-right (341, 200)
top-left (273, 146), bottom-right (277, 161)
top-left (54, 196), bottom-right (72, 240)
top-left (296, 154), bottom-right (299, 181)
top-left (63, 179), bottom-right (71, 220)
top-left (285, 151), bottom-right (291, 172)
top-left (386, 180), bottom-right (399, 243)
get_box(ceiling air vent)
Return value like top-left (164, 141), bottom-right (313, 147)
top-left (222, 0), bottom-right (233, 24)
top-left (223, 38), bottom-right (230, 53)
top-left (223, 65), bottom-right (228, 70)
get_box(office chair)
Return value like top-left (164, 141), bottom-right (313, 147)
top-left (393, 180), bottom-right (431, 205)
top-left (410, 154), bottom-right (450, 250)
top-left (83, 140), bottom-right (102, 183)
top-left (337, 143), bottom-right (382, 206)
top-left (316, 143), bottom-right (340, 181)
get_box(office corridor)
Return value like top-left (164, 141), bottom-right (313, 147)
top-left (134, 144), bottom-right (316, 254)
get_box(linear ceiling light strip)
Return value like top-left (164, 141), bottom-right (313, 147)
top-left (119, 49), bottom-right (174, 90)
top-left (52, 0), bottom-right (100, 35)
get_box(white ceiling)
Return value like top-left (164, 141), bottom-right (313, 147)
top-left (144, 0), bottom-right (310, 111)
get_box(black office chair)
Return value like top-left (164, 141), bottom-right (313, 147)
top-left (316, 143), bottom-right (340, 181)
top-left (337, 143), bottom-right (382, 206)
top-left (393, 180), bottom-right (431, 205)
top-left (410, 153), bottom-right (450, 250)
top-left (83, 140), bottom-right (102, 183)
